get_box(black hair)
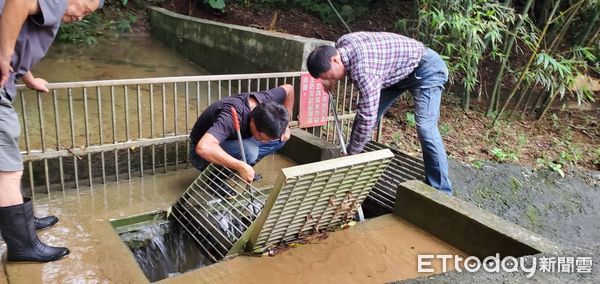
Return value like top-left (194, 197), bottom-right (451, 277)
top-left (306, 45), bottom-right (338, 78)
top-left (250, 101), bottom-right (289, 139)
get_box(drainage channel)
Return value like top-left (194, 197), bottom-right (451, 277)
top-left (110, 150), bottom-right (394, 282)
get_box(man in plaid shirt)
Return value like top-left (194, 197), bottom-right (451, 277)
top-left (307, 32), bottom-right (452, 195)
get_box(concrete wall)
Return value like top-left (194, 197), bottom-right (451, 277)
top-left (149, 7), bottom-right (331, 74)
top-left (394, 180), bottom-right (561, 258)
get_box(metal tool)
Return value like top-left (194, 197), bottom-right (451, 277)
top-left (327, 91), bottom-right (364, 220)
top-left (231, 106), bottom-right (247, 165)
top-left (328, 91), bottom-right (347, 155)
top-left (231, 106), bottom-right (258, 214)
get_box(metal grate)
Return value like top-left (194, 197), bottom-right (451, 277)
top-left (248, 149), bottom-right (394, 251)
top-left (363, 141), bottom-right (426, 211)
top-left (170, 164), bottom-right (267, 262)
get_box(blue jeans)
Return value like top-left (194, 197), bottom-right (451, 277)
top-left (189, 138), bottom-right (286, 171)
top-left (378, 48), bottom-right (452, 195)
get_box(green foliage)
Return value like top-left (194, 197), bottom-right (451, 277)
top-left (490, 147), bottom-right (518, 163)
top-left (243, 0), bottom-right (371, 23)
top-left (405, 112), bottom-right (416, 128)
top-left (58, 1), bottom-right (140, 45)
top-left (472, 160), bottom-right (484, 170)
top-left (206, 0), bottom-right (226, 11)
top-left (57, 13), bottom-right (103, 45)
top-left (415, 0), bottom-right (536, 97)
top-left (439, 123), bottom-right (452, 136)
top-left (536, 157), bottom-right (565, 178)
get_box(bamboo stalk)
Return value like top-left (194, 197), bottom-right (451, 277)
top-left (537, 89), bottom-right (560, 119)
top-left (512, 0), bottom-right (584, 118)
top-left (487, 0), bottom-right (534, 116)
top-left (492, 0), bottom-right (561, 126)
top-left (576, 2), bottom-right (600, 45)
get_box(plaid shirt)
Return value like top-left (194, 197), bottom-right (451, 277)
top-left (337, 32), bottom-right (425, 154)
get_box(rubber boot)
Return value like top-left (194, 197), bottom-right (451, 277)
top-left (0, 198), bottom-right (70, 262)
top-left (33, 215), bottom-right (59, 231)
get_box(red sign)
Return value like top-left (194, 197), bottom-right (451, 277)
top-left (298, 73), bottom-right (329, 128)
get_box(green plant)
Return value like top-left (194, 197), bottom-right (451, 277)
top-left (405, 112), bottom-right (416, 128)
top-left (536, 157), bottom-right (565, 178)
top-left (417, 0), bottom-right (535, 110)
top-left (472, 160), bottom-right (484, 170)
top-left (439, 123), bottom-right (452, 136)
top-left (490, 147), bottom-right (518, 162)
top-left (206, 0), bottom-right (226, 11)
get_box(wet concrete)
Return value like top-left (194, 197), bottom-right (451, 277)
top-left (165, 214), bottom-right (466, 284)
top-left (450, 159), bottom-right (600, 249)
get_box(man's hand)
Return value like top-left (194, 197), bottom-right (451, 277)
top-left (236, 162), bottom-right (255, 183)
top-left (0, 56), bottom-right (12, 87)
top-left (0, 0), bottom-right (41, 86)
top-left (280, 127), bottom-right (291, 142)
top-left (24, 76), bottom-right (49, 93)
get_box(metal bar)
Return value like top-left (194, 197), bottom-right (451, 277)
top-left (161, 83), bottom-right (167, 173)
top-left (185, 82), bottom-right (189, 168)
top-left (150, 84), bottom-right (156, 175)
top-left (36, 92), bottom-right (50, 194)
top-left (174, 82), bottom-right (178, 170)
top-left (196, 81), bottom-right (200, 118)
top-left (68, 88), bottom-right (79, 190)
top-left (124, 85), bottom-right (131, 180)
top-left (16, 72), bottom-right (303, 90)
top-left (83, 88), bottom-right (92, 187)
top-left (20, 91), bottom-right (34, 195)
top-left (228, 80), bottom-right (232, 97)
top-left (137, 84), bottom-right (144, 176)
top-left (97, 86), bottom-right (106, 184)
top-left (111, 86), bottom-right (118, 182)
top-left (23, 136), bottom-right (190, 161)
top-left (170, 210), bottom-right (220, 262)
top-left (52, 90), bottom-right (65, 191)
top-left (218, 80), bottom-right (222, 100)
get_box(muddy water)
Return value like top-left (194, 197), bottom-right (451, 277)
top-left (33, 35), bottom-right (205, 82)
top-left (166, 214), bottom-right (466, 284)
top-left (4, 154), bottom-right (295, 282)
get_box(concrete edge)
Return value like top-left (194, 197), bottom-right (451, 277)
top-left (279, 129), bottom-right (342, 164)
top-left (394, 180), bottom-right (561, 258)
top-left (149, 7), bottom-right (325, 42)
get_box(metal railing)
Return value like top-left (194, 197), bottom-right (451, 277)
top-left (15, 72), bottom-right (369, 198)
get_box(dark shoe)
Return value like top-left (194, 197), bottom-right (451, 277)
top-left (0, 198), bottom-right (70, 262)
top-left (34, 215), bottom-right (59, 231)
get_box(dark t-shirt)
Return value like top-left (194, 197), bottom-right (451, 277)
top-left (189, 87), bottom-right (287, 146)
top-left (0, 0), bottom-right (67, 100)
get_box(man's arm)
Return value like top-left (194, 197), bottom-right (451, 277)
top-left (280, 84), bottom-right (295, 115)
top-left (195, 133), bottom-right (255, 182)
top-left (0, 0), bottom-right (40, 86)
top-left (21, 71), bottom-right (48, 92)
top-left (346, 74), bottom-right (382, 154)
